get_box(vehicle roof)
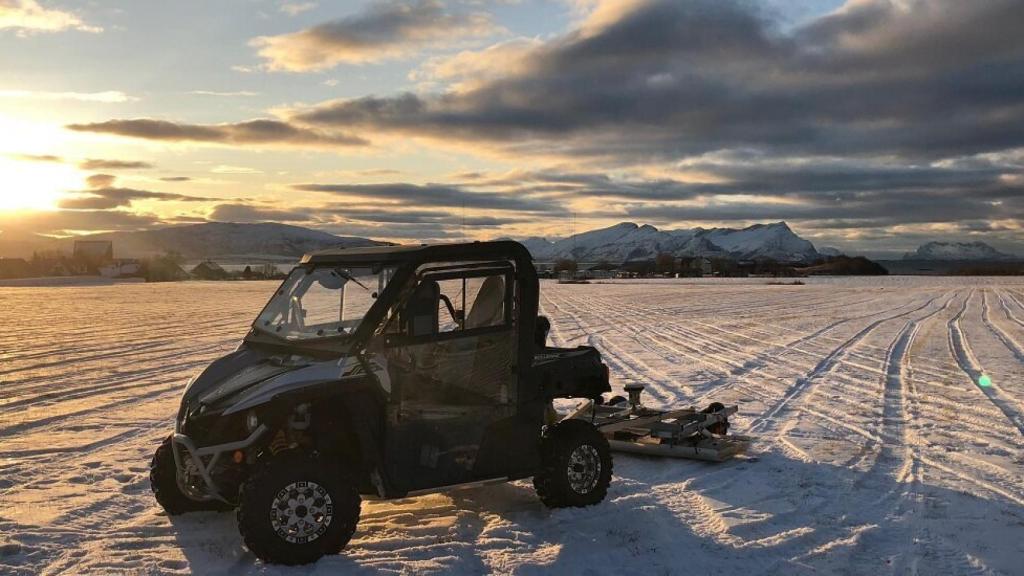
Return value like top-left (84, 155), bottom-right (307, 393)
top-left (300, 240), bottom-right (533, 266)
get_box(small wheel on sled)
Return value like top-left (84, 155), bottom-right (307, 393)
top-left (701, 402), bottom-right (730, 435)
top-left (605, 395), bottom-right (628, 406)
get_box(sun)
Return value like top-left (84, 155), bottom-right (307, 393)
top-left (0, 155), bottom-right (82, 212)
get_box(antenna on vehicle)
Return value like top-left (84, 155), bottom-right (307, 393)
top-left (572, 211), bottom-right (577, 256)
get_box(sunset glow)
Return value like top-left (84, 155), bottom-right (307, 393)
top-left (0, 0), bottom-right (1020, 256)
top-left (0, 156), bottom-right (79, 211)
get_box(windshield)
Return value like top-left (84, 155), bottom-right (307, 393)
top-left (253, 265), bottom-right (396, 341)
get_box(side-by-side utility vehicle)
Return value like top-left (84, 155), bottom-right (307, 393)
top-left (151, 241), bottom-right (744, 565)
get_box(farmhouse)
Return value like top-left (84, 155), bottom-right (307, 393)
top-left (191, 260), bottom-right (229, 280)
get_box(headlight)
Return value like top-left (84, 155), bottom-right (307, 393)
top-left (245, 410), bottom-right (259, 432)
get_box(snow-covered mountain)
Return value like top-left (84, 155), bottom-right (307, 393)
top-left (903, 241), bottom-right (1017, 261)
top-left (0, 222), bottom-right (386, 261)
top-left (520, 221), bottom-right (821, 263)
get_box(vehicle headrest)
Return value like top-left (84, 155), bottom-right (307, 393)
top-left (466, 276), bottom-right (505, 330)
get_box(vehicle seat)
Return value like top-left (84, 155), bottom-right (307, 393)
top-left (466, 276), bottom-right (505, 330)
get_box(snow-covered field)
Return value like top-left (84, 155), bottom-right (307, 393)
top-left (2, 278), bottom-right (1023, 575)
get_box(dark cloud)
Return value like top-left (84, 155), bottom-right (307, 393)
top-left (58, 187), bottom-right (218, 210)
top-left (252, 0), bottom-right (496, 70)
top-left (615, 190), bottom-right (1023, 229)
top-left (159, 176), bottom-right (192, 182)
top-left (79, 158), bottom-right (154, 170)
top-left (292, 0), bottom-right (1024, 161)
top-left (67, 118), bottom-right (367, 148)
top-left (326, 206), bottom-right (524, 226)
top-left (207, 203), bottom-right (312, 223)
top-left (293, 182), bottom-right (560, 213)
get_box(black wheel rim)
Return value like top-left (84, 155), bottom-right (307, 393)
top-left (269, 480), bottom-right (334, 544)
top-left (567, 445), bottom-right (601, 494)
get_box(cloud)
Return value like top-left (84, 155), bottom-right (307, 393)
top-left (207, 203), bottom-right (311, 223)
top-left (0, 89), bottom-right (132, 102)
top-left (293, 182), bottom-right (560, 212)
top-left (67, 118), bottom-right (367, 148)
top-left (187, 90), bottom-right (259, 97)
top-left (0, 0), bottom-right (101, 34)
top-left (290, 0), bottom-right (1024, 162)
top-left (9, 153), bottom-right (62, 163)
top-left (58, 187), bottom-right (218, 210)
top-left (326, 206), bottom-right (525, 226)
top-left (211, 165), bottom-right (262, 174)
top-left (85, 173), bottom-right (116, 188)
top-left (79, 158), bottom-right (154, 170)
top-left (159, 176), bottom-right (191, 182)
top-left (252, 0), bottom-right (498, 71)
top-left (410, 37), bottom-right (542, 91)
top-left (280, 2), bottom-right (317, 16)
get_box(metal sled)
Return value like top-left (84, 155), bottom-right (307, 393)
top-left (568, 384), bottom-right (752, 462)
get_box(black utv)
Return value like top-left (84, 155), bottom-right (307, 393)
top-left (151, 241), bottom-right (613, 565)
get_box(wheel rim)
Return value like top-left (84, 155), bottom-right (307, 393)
top-left (269, 481), bottom-right (334, 544)
top-left (567, 444), bottom-right (601, 494)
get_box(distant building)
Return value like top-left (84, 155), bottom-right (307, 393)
top-left (73, 240), bottom-right (113, 261)
top-left (99, 259), bottom-right (142, 278)
top-left (146, 258), bottom-right (190, 282)
top-left (258, 263), bottom-right (281, 278)
top-left (191, 260), bottom-right (229, 280)
top-left (73, 240), bottom-right (114, 274)
top-left (0, 257), bottom-right (31, 279)
top-left (689, 257), bottom-right (713, 276)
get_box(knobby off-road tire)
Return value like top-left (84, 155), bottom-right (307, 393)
top-left (237, 452), bottom-right (361, 565)
top-left (534, 419), bottom-right (613, 508)
top-left (150, 435), bottom-right (231, 515)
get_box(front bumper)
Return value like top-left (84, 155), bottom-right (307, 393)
top-left (170, 424), bottom-right (268, 503)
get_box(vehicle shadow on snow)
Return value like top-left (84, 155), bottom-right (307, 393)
top-left (163, 450), bottom-right (1024, 575)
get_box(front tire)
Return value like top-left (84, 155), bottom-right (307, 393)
top-left (237, 453), bottom-right (361, 565)
top-left (534, 419), bottom-right (613, 508)
top-left (150, 435), bottom-right (228, 515)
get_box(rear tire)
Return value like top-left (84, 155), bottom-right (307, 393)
top-left (534, 419), bottom-right (612, 508)
top-left (150, 435), bottom-right (229, 515)
top-left (237, 452), bottom-right (361, 565)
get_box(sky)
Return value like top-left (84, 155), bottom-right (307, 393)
top-left (0, 0), bottom-right (1022, 257)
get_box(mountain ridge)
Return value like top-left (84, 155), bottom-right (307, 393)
top-left (516, 221), bottom-right (822, 263)
top-left (902, 241), bottom-right (1017, 261)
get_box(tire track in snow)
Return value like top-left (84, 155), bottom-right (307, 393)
top-left (949, 291), bottom-right (1024, 437)
top-left (746, 292), bottom-right (945, 434)
top-left (996, 289), bottom-right (1024, 331)
top-left (986, 290), bottom-right (1024, 363)
top-left (542, 289), bottom-right (681, 403)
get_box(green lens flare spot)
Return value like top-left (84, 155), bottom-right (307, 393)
top-left (978, 374), bottom-right (992, 388)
